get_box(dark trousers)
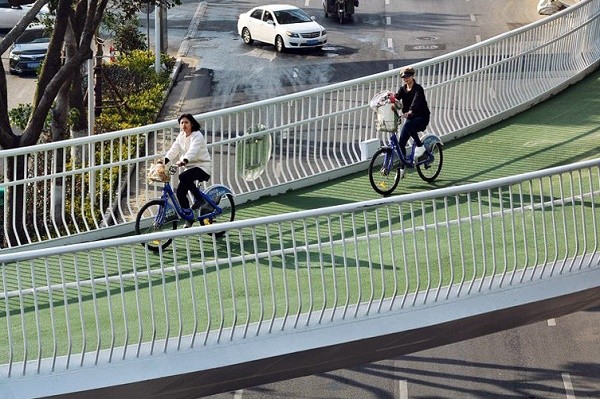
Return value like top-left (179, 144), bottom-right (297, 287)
top-left (399, 116), bottom-right (429, 158)
top-left (177, 167), bottom-right (210, 208)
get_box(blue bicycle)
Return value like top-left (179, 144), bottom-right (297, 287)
top-left (135, 164), bottom-right (236, 252)
top-left (368, 124), bottom-right (443, 196)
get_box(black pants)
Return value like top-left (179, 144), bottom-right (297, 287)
top-left (399, 116), bottom-right (429, 158)
top-left (177, 167), bottom-right (210, 208)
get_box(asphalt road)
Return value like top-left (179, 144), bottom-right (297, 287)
top-left (157, 0), bottom-right (546, 120)
top-left (203, 306), bottom-right (600, 399)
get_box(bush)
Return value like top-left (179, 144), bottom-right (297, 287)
top-left (95, 50), bottom-right (174, 133)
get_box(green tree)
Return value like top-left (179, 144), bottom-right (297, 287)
top-left (0, 0), bottom-right (180, 247)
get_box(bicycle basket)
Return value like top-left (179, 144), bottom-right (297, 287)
top-left (370, 91), bottom-right (400, 132)
top-left (148, 163), bottom-right (170, 183)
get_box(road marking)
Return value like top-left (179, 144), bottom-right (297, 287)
top-left (470, 14), bottom-right (476, 22)
top-left (233, 389), bottom-right (244, 399)
top-left (475, 34), bottom-right (481, 42)
top-left (399, 379), bottom-right (408, 399)
top-left (389, 63), bottom-right (395, 70)
top-left (547, 318), bottom-right (556, 326)
top-left (386, 0), bottom-right (390, 4)
top-left (388, 38), bottom-right (393, 49)
top-left (386, 16), bottom-right (391, 25)
top-left (562, 373), bottom-right (576, 399)
top-left (305, 0), bottom-right (310, 7)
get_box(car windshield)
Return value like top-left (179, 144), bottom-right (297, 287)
top-left (16, 28), bottom-right (50, 45)
top-left (274, 9), bottom-right (312, 25)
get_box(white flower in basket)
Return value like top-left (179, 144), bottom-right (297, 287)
top-left (370, 90), bottom-right (399, 133)
top-left (148, 163), bottom-right (170, 183)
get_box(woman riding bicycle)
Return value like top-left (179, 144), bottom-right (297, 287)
top-left (156, 113), bottom-right (213, 213)
top-left (393, 66), bottom-right (430, 168)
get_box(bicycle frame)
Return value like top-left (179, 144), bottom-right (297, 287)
top-left (387, 132), bottom-right (419, 169)
top-left (155, 183), bottom-right (182, 224)
top-left (155, 181), bottom-right (231, 224)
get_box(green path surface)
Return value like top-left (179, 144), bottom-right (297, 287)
top-left (236, 68), bottom-right (600, 218)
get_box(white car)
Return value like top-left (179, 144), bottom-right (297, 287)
top-left (0, 0), bottom-right (49, 30)
top-left (237, 4), bottom-right (327, 53)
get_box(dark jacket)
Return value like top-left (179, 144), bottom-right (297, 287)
top-left (395, 82), bottom-right (430, 118)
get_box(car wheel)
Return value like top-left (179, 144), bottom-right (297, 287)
top-left (275, 36), bottom-right (286, 53)
top-left (241, 27), bottom-right (253, 45)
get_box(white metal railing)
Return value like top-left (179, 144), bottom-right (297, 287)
top-left (0, 157), bottom-right (598, 382)
top-left (1, 0), bottom-right (599, 249)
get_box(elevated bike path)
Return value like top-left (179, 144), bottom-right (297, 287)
top-left (1, 68), bottom-right (598, 399)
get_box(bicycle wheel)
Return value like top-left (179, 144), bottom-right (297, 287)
top-left (135, 199), bottom-right (178, 251)
top-left (368, 147), bottom-right (401, 196)
top-left (416, 142), bottom-right (443, 183)
top-left (203, 193), bottom-right (236, 238)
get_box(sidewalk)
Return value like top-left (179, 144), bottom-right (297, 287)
top-left (156, 1), bottom-right (209, 122)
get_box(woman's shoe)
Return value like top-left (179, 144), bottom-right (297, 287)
top-left (414, 145), bottom-right (426, 158)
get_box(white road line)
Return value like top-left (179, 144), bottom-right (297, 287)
top-left (399, 379), bottom-right (408, 399)
top-left (386, 16), bottom-right (391, 25)
top-left (234, 389), bottom-right (244, 399)
top-left (562, 373), bottom-right (576, 399)
top-left (305, 0), bottom-right (310, 7)
top-left (548, 318), bottom-right (557, 326)
top-left (389, 63), bottom-right (395, 70)
top-left (475, 34), bottom-right (482, 42)
top-left (388, 38), bottom-right (393, 49)
top-left (470, 14), bottom-right (476, 22)
top-left (385, 0), bottom-right (390, 4)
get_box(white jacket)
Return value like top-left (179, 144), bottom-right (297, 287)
top-left (165, 130), bottom-right (212, 174)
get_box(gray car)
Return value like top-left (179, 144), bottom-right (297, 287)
top-left (9, 23), bottom-right (50, 75)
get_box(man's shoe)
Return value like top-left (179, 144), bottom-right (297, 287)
top-left (414, 145), bottom-right (426, 158)
top-left (399, 168), bottom-right (405, 179)
top-left (184, 220), bottom-right (194, 228)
